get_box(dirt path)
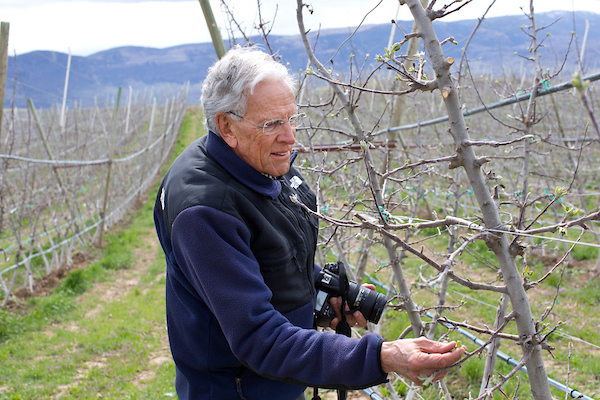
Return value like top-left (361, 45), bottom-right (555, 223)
top-left (129, 229), bottom-right (374, 399)
top-left (120, 226), bottom-right (374, 399)
top-left (84, 226), bottom-right (160, 315)
top-left (55, 223), bottom-right (172, 398)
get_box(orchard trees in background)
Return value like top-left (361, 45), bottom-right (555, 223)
top-left (0, 88), bottom-right (187, 307)
top-left (218, 0), bottom-right (600, 398)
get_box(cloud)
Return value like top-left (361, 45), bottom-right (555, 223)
top-left (4, 0), bottom-right (600, 56)
top-left (5, 0), bottom-right (190, 5)
top-left (4, 1), bottom-right (209, 56)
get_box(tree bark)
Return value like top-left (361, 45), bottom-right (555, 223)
top-left (297, 0), bottom-right (424, 337)
top-left (402, 1), bottom-right (552, 398)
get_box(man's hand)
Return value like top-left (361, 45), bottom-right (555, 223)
top-left (380, 337), bottom-right (465, 385)
top-left (329, 284), bottom-right (376, 329)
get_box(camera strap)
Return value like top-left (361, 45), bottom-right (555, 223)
top-left (334, 262), bottom-right (350, 400)
top-left (334, 261), bottom-right (352, 338)
top-left (311, 262), bottom-right (352, 400)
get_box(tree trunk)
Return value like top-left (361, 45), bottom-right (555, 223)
top-left (402, 1), bottom-right (552, 398)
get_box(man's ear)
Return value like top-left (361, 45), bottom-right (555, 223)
top-left (215, 112), bottom-right (238, 148)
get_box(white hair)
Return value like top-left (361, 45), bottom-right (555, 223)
top-left (201, 46), bottom-right (296, 135)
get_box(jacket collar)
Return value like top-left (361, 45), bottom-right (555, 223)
top-left (206, 131), bottom-right (283, 200)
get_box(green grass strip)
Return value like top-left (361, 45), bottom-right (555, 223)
top-left (0, 106), bottom-right (203, 400)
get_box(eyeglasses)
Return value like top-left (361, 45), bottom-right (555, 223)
top-left (226, 111), bottom-right (306, 135)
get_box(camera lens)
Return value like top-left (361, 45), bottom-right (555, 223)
top-left (347, 282), bottom-right (387, 324)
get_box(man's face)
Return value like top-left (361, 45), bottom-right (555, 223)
top-left (220, 80), bottom-right (297, 177)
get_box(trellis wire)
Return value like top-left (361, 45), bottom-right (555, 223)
top-left (338, 262), bottom-right (597, 400)
top-left (372, 71), bottom-right (600, 136)
top-left (0, 83), bottom-right (188, 306)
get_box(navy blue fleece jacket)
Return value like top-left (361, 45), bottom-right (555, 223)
top-left (154, 132), bottom-right (387, 400)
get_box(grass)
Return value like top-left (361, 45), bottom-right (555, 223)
top-left (0, 208), bottom-right (175, 399)
top-left (370, 221), bottom-right (600, 399)
top-left (0, 106), bottom-right (203, 400)
top-left (1, 104), bottom-right (599, 399)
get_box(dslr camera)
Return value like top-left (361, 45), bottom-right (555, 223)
top-left (314, 261), bottom-right (387, 327)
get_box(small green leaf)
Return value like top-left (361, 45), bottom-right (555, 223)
top-left (572, 72), bottom-right (589, 94)
top-left (418, 373), bottom-right (434, 386)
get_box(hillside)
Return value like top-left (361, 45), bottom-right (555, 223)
top-left (4, 11), bottom-right (599, 109)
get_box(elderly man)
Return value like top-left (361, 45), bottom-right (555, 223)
top-left (154, 47), bottom-right (464, 400)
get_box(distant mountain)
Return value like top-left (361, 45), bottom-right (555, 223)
top-left (4, 11), bottom-right (599, 109)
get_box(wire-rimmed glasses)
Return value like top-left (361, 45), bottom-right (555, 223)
top-left (226, 111), bottom-right (306, 135)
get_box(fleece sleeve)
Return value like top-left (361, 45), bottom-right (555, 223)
top-left (170, 205), bottom-right (387, 389)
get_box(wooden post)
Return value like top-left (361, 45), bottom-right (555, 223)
top-left (60, 49), bottom-right (72, 133)
top-left (28, 99), bottom-right (81, 233)
top-left (0, 22), bottom-right (10, 144)
top-left (124, 86), bottom-right (132, 136)
top-left (137, 97), bottom-right (157, 201)
top-left (198, 0), bottom-right (227, 59)
top-left (99, 87), bottom-right (122, 247)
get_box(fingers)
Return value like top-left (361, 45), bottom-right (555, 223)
top-left (329, 285), bottom-right (378, 329)
top-left (420, 345), bottom-right (465, 377)
top-left (418, 341), bottom-right (465, 370)
top-left (381, 338), bottom-right (466, 385)
top-left (328, 297), bottom-right (342, 329)
top-left (350, 310), bottom-right (368, 327)
top-left (329, 296), bottom-right (343, 321)
top-left (415, 345), bottom-right (465, 385)
top-left (416, 337), bottom-right (460, 354)
top-left (444, 343), bottom-right (466, 364)
top-left (329, 297), bottom-right (368, 328)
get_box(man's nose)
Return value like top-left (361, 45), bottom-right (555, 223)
top-left (277, 122), bottom-right (296, 144)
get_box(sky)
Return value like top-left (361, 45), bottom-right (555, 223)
top-left (2, 0), bottom-right (600, 57)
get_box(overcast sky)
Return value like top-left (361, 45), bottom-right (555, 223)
top-left (3, 0), bottom-right (600, 56)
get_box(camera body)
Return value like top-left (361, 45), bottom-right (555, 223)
top-left (314, 261), bottom-right (387, 327)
